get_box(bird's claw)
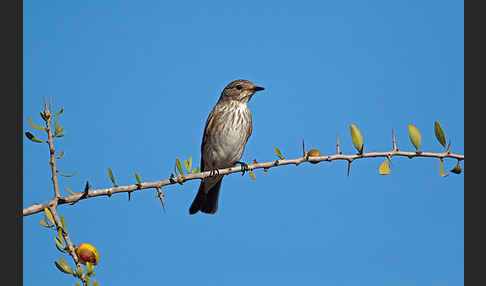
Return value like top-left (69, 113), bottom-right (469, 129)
top-left (236, 161), bottom-right (250, 176)
top-left (209, 169), bottom-right (220, 177)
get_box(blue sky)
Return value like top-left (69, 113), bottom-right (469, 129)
top-left (23, 1), bottom-right (464, 285)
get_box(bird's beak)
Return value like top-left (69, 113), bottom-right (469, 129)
top-left (252, 86), bottom-right (265, 92)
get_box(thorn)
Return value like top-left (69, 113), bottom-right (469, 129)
top-left (336, 134), bottom-right (341, 154)
top-left (347, 160), bottom-right (352, 176)
top-left (302, 139), bottom-right (306, 157)
top-left (83, 181), bottom-right (90, 195)
top-left (446, 139), bottom-right (452, 153)
top-left (392, 129), bottom-right (397, 151)
top-left (156, 187), bottom-right (166, 214)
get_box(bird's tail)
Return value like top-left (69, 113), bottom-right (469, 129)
top-left (189, 176), bottom-right (223, 215)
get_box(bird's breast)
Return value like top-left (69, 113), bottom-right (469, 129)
top-left (203, 102), bottom-right (252, 168)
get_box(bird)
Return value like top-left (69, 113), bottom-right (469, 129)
top-left (189, 79), bottom-right (264, 215)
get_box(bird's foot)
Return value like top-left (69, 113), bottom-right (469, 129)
top-left (235, 161), bottom-right (250, 176)
top-left (209, 168), bottom-right (220, 177)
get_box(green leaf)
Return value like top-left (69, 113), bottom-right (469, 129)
top-left (75, 266), bottom-right (84, 277)
top-left (274, 147), bottom-right (284, 160)
top-left (439, 160), bottom-right (449, 177)
top-left (107, 168), bottom-right (116, 186)
top-left (40, 219), bottom-right (49, 228)
top-left (349, 124), bottom-right (364, 154)
top-left (191, 166), bottom-right (200, 174)
top-left (175, 158), bottom-right (184, 175)
top-left (408, 124), bottom-right (422, 151)
top-left (61, 216), bottom-right (66, 231)
top-left (86, 262), bottom-right (95, 276)
top-left (66, 186), bottom-right (81, 196)
top-left (44, 208), bottom-right (55, 225)
top-left (75, 282), bottom-right (81, 286)
top-left (54, 120), bottom-right (60, 133)
top-left (40, 110), bottom-right (49, 121)
top-left (450, 161), bottom-right (462, 174)
top-left (184, 157), bottom-right (193, 173)
top-left (55, 236), bottom-right (65, 249)
top-left (59, 171), bottom-right (78, 177)
top-left (26, 117), bottom-right (46, 130)
top-left (54, 261), bottom-right (70, 274)
top-left (53, 106), bottom-right (64, 117)
top-left (379, 160), bottom-right (391, 175)
top-left (55, 127), bottom-right (65, 136)
top-left (55, 132), bottom-right (66, 138)
top-left (55, 257), bottom-right (74, 274)
top-left (176, 174), bottom-right (184, 185)
top-left (25, 131), bottom-right (46, 143)
top-left (434, 121), bottom-right (447, 150)
top-left (92, 280), bottom-right (99, 286)
top-left (135, 173), bottom-right (142, 186)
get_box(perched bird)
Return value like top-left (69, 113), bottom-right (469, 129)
top-left (189, 79), bottom-right (264, 215)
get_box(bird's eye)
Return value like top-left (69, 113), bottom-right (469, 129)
top-left (235, 85), bottom-right (242, 90)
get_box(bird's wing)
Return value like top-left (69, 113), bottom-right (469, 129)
top-left (245, 109), bottom-right (252, 144)
top-left (200, 107), bottom-right (218, 171)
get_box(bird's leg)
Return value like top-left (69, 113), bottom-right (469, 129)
top-left (209, 168), bottom-right (220, 177)
top-left (235, 161), bottom-right (250, 176)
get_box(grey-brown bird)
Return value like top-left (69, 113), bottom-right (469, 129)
top-left (189, 79), bottom-right (264, 215)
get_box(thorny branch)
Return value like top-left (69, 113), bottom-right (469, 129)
top-left (24, 147), bottom-right (464, 216)
top-left (39, 102), bottom-right (87, 284)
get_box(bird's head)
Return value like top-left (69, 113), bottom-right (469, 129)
top-left (220, 79), bottom-right (264, 103)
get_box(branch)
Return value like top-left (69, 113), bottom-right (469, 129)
top-left (23, 148), bottom-right (464, 216)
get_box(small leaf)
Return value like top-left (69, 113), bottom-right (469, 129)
top-left (66, 186), bottom-right (81, 196)
top-left (25, 131), bottom-right (46, 143)
top-left (434, 121), bottom-right (447, 150)
top-left (56, 150), bottom-right (65, 160)
top-left (26, 117), bottom-right (46, 130)
top-left (40, 219), bottom-right (48, 228)
top-left (188, 157), bottom-right (193, 172)
top-left (175, 158), bottom-right (184, 175)
top-left (55, 241), bottom-right (65, 253)
top-left (379, 160), bottom-right (391, 175)
top-left (350, 124), bottom-right (364, 154)
top-left (92, 280), bottom-right (99, 286)
top-left (176, 174), bottom-right (184, 185)
top-left (57, 257), bottom-right (74, 274)
top-left (53, 106), bottom-right (64, 117)
top-left (408, 124), bottom-right (422, 151)
top-left (55, 132), bottom-right (66, 138)
top-left (55, 236), bottom-right (65, 249)
top-left (439, 160), bottom-right (449, 177)
top-left (191, 166), bottom-right (200, 174)
top-left (249, 170), bottom-right (256, 180)
top-left (107, 168), bottom-right (117, 186)
top-left (54, 261), bottom-right (71, 274)
top-left (451, 161), bottom-right (462, 174)
top-left (54, 120), bottom-right (60, 133)
top-left (57, 227), bottom-right (63, 240)
top-left (135, 173), bottom-right (142, 186)
top-left (59, 171), bottom-right (78, 177)
top-left (86, 262), bottom-right (95, 276)
top-left (44, 208), bottom-right (55, 225)
top-left (60, 216), bottom-right (66, 232)
top-left (274, 147), bottom-right (284, 160)
top-left (75, 265), bottom-right (84, 277)
top-left (40, 110), bottom-right (49, 121)
top-left (75, 282), bottom-right (81, 286)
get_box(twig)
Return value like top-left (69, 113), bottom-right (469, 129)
top-left (23, 149), bottom-right (464, 216)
